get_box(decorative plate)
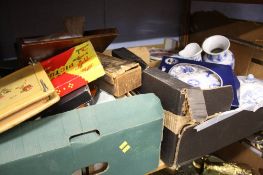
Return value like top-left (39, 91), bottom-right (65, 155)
top-left (168, 63), bottom-right (223, 89)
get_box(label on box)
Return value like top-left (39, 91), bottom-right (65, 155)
top-left (41, 41), bottom-right (105, 97)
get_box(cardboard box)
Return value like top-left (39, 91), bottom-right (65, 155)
top-left (17, 28), bottom-right (118, 67)
top-left (96, 53), bottom-right (142, 97)
top-left (0, 94), bottom-right (163, 175)
top-left (141, 19), bottom-right (263, 167)
top-left (140, 68), bottom-right (234, 166)
top-left (162, 79), bottom-right (263, 167)
top-left (141, 61), bottom-right (263, 167)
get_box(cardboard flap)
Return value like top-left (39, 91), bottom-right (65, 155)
top-left (203, 86), bottom-right (233, 116)
top-left (185, 88), bottom-right (208, 122)
top-left (128, 47), bottom-right (151, 65)
top-left (141, 68), bottom-right (233, 118)
top-left (141, 68), bottom-right (191, 115)
top-left (164, 110), bottom-right (191, 135)
top-left (143, 68), bottom-right (192, 90)
top-left (161, 111), bottom-right (193, 166)
top-left (175, 108), bottom-right (263, 167)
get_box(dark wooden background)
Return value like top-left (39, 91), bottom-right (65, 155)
top-left (0, 0), bottom-right (262, 59)
top-left (0, 0), bottom-right (185, 59)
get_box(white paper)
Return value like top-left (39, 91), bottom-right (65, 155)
top-left (194, 75), bottom-right (263, 132)
top-left (194, 104), bottom-right (257, 132)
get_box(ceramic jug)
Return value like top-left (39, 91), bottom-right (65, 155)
top-left (202, 35), bottom-right (235, 69)
top-left (238, 74), bottom-right (263, 110)
top-left (178, 43), bottom-right (202, 61)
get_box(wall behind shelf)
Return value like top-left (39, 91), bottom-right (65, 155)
top-left (191, 1), bottom-right (263, 22)
top-left (0, 0), bottom-right (184, 60)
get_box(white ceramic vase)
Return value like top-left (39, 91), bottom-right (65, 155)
top-left (202, 35), bottom-right (235, 69)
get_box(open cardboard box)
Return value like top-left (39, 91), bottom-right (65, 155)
top-left (173, 38), bottom-right (263, 167)
top-left (140, 68), bottom-right (234, 166)
top-left (139, 39), bottom-right (263, 167)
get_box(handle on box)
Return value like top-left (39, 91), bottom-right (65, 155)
top-left (69, 129), bottom-right (100, 144)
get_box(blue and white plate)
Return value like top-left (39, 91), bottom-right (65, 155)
top-left (159, 56), bottom-right (239, 107)
top-left (168, 63), bottom-right (222, 89)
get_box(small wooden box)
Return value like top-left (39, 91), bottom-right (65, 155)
top-left (97, 53), bottom-right (142, 97)
top-left (0, 63), bottom-right (59, 133)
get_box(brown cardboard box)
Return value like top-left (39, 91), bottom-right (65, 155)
top-left (164, 23), bottom-right (263, 167)
top-left (141, 68), bottom-right (263, 166)
top-left (96, 53), bottom-right (142, 97)
top-left (140, 41), bottom-right (263, 167)
top-left (140, 68), bottom-right (234, 166)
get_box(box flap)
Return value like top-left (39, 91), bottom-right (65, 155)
top-left (141, 68), bottom-right (191, 115)
top-left (185, 88), bottom-right (207, 122)
top-left (141, 68), bottom-right (233, 118)
top-left (203, 86), bottom-right (233, 116)
top-left (175, 108), bottom-right (263, 166)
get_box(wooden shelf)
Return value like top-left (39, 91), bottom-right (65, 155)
top-left (192, 0), bottom-right (263, 4)
top-left (145, 160), bottom-right (167, 175)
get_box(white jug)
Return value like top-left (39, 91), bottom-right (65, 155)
top-left (178, 43), bottom-right (202, 61)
